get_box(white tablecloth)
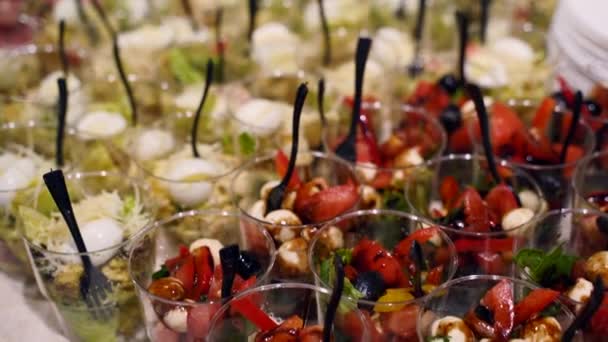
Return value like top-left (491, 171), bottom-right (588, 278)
top-left (0, 272), bottom-right (67, 342)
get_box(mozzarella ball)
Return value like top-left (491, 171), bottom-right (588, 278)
top-left (360, 185), bottom-right (381, 209)
top-left (318, 226), bottom-right (344, 250)
top-left (355, 162), bottom-right (378, 184)
top-left (163, 307), bottom-right (188, 333)
top-left (522, 316), bottom-right (562, 342)
top-left (134, 129), bottom-right (175, 161)
top-left (430, 316), bottom-right (475, 342)
top-left (277, 238), bottom-right (309, 276)
top-left (118, 25), bottom-right (174, 51)
top-left (502, 208), bottom-right (535, 234)
top-left (77, 111), bottom-right (128, 140)
top-left (189, 238), bottom-right (224, 266)
top-left (247, 200), bottom-right (266, 220)
top-left (58, 218), bottom-right (124, 266)
top-left (394, 147), bottom-right (424, 168)
top-left (585, 251), bottom-right (608, 285)
top-left (264, 209), bottom-right (302, 226)
top-left (166, 158), bottom-right (225, 207)
top-left (567, 277), bottom-right (593, 312)
top-left (518, 190), bottom-right (541, 212)
top-left (234, 99), bottom-right (287, 137)
top-left (0, 155), bottom-right (36, 206)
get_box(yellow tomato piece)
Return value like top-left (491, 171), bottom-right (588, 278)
top-left (374, 289), bottom-right (414, 313)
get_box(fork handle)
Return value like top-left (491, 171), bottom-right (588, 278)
top-left (43, 170), bottom-right (93, 270)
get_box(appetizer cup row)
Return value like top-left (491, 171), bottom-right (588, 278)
top-left (13, 171), bottom-right (608, 341)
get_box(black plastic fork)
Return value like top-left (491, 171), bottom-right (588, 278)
top-left (43, 170), bottom-right (113, 320)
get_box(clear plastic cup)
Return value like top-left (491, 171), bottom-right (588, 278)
top-left (324, 103), bottom-right (447, 210)
top-left (21, 170), bottom-right (156, 341)
top-left (207, 283), bottom-right (371, 342)
top-left (417, 275), bottom-right (580, 341)
top-left (572, 151), bottom-right (608, 212)
top-left (129, 209), bottom-right (276, 341)
top-left (514, 208), bottom-right (608, 340)
top-left (0, 118), bottom-right (70, 276)
top-left (134, 136), bottom-right (240, 228)
top-left (231, 150), bottom-right (360, 280)
top-left (467, 98), bottom-right (596, 209)
top-left (309, 209), bottom-right (458, 340)
top-left (406, 154), bottom-right (545, 276)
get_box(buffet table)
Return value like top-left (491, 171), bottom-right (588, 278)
top-left (0, 272), bottom-right (67, 341)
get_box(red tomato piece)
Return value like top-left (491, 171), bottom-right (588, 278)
top-left (481, 279), bottom-right (515, 341)
top-left (489, 103), bottom-right (526, 154)
top-left (475, 252), bottom-right (507, 275)
top-left (440, 176), bottom-right (460, 210)
top-left (557, 76), bottom-right (575, 106)
top-left (513, 288), bottom-right (560, 326)
top-left (352, 239), bottom-right (407, 287)
top-left (174, 255), bottom-right (196, 295)
top-left (191, 246), bottom-right (214, 300)
top-left (531, 97), bottom-right (558, 131)
top-left (187, 303), bottom-right (221, 338)
top-left (340, 310), bottom-right (383, 342)
top-left (449, 125), bottom-right (474, 153)
top-left (380, 305), bottom-right (420, 339)
top-left (485, 184), bottom-right (519, 219)
top-left (165, 245), bottom-right (191, 270)
top-left (454, 238), bottom-right (515, 253)
top-left (344, 265), bottom-right (359, 281)
top-left (394, 227), bottom-right (440, 262)
top-left (294, 183), bottom-right (358, 223)
top-left (232, 298), bottom-right (279, 332)
top-left (207, 266), bottom-right (223, 300)
top-left (426, 265), bottom-right (444, 285)
top-left (522, 129), bottom-right (559, 163)
top-left (275, 149), bottom-right (301, 189)
top-left (460, 188), bottom-right (492, 232)
top-left (370, 169), bottom-right (393, 189)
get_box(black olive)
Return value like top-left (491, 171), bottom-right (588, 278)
top-left (437, 74), bottom-right (461, 95)
top-left (353, 271), bottom-right (386, 301)
top-left (551, 91), bottom-right (568, 108)
top-left (439, 104), bottom-right (462, 133)
top-left (597, 216), bottom-right (608, 235)
top-left (535, 172), bottom-right (563, 195)
top-left (584, 99), bottom-right (603, 117)
top-left (474, 304), bottom-right (494, 324)
top-left (236, 251), bottom-right (262, 279)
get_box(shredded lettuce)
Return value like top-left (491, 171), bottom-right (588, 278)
top-left (238, 132), bottom-right (256, 156)
top-left (319, 255), bottom-right (364, 313)
top-left (168, 48), bottom-right (204, 85)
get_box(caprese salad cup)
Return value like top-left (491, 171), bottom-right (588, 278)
top-left (572, 151), bottom-right (608, 212)
top-left (231, 150), bottom-right (361, 280)
top-left (405, 154), bottom-right (545, 276)
top-left (467, 97), bottom-right (596, 209)
top-left (207, 283), bottom-right (371, 342)
top-left (324, 103), bottom-right (447, 211)
top-left (20, 170), bottom-right (155, 341)
top-left (128, 209), bottom-right (276, 341)
top-left (309, 209), bottom-right (458, 341)
top-left (513, 209), bottom-right (608, 340)
top-left (417, 275), bottom-right (579, 342)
